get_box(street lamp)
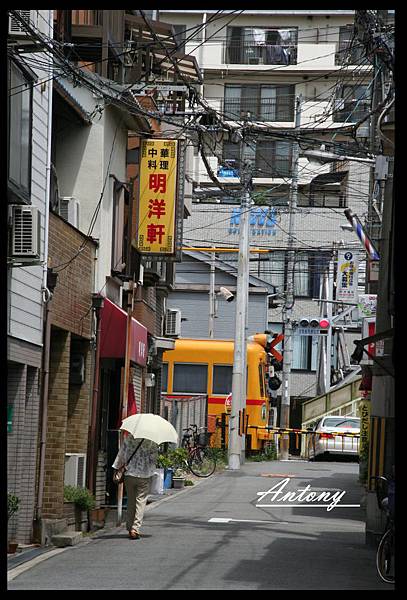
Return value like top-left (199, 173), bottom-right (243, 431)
top-left (302, 148), bottom-right (376, 165)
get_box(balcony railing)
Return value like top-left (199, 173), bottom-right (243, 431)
top-left (333, 101), bottom-right (370, 123)
top-left (222, 97), bottom-right (295, 122)
top-left (224, 42), bottom-right (297, 65)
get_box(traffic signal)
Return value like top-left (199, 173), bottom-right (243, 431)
top-left (297, 318), bottom-right (330, 334)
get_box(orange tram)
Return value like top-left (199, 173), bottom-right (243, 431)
top-left (162, 335), bottom-right (279, 452)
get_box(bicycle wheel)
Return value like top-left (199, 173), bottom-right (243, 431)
top-left (377, 527), bottom-right (395, 583)
top-left (188, 447), bottom-right (216, 477)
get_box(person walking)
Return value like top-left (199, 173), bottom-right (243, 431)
top-left (112, 435), bottom-right (159, 539)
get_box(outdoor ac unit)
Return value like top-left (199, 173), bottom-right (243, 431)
top-left (10, 205), bottom-right (41, 259)
top-left (64, 453), bottom-right (87, 488)
top-left (207, 156), bottom-right (218, 173)
top-left (8, 10), bottom-right (37, 37)
top-left (165, 308), bottom-right (181, 337)
top-left (60, 197), bottom-right (80, 229)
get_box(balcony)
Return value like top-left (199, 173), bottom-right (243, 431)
top-left (224, 42), bottom-right (297, 66)
top-left (221, 97), bottom-right (295, 123)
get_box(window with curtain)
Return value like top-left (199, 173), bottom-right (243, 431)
top-left (294, 252), bottom-right (310, 297)
top-left (226, 26), bottom-right (298, 65)
top-left (173, 363), bottom-right (208, 393)
top-left (292, 335), bottom-right (318, 370)
top-left (8, 58), bottom-right (33, 203)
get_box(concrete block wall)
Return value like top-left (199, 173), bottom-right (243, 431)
top-left (7, 363), bottom-right (41, 544)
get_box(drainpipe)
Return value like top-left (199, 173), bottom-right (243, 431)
top-left (35, 11), bottom-right (54, 528)
top-left (87, 294), bottom-right (105, 496)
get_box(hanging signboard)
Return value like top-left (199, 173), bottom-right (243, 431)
top-left (336, 250), bottom-right (359, 303)
top-left (135, 139), bottom-right (183, 259)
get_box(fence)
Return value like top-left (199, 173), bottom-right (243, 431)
top-left (161, 394), bottom-right (207, 446)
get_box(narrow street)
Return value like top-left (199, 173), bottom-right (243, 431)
top-left (8, 460), bottom-right (393, 590)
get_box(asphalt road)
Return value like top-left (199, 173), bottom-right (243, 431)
top-left (7, 459), bottom-right (394, 590)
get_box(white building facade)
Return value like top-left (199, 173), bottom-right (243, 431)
top-left (160, 10), bottom-right (373, 422)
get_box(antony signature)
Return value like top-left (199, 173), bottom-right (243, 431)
top-left (256, 477), bottom-right (359, 512)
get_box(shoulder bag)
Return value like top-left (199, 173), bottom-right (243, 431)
top-left (113, 439), bottom-right (144, 485)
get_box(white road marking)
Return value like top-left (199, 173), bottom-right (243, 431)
top-left (208, 517), bottom-right (289, 524)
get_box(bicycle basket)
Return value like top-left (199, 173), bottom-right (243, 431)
top-left (197, 432), bottom-right (211, 446)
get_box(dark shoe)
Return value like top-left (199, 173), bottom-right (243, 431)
top-left (129, 529), bottom-right (140, 539)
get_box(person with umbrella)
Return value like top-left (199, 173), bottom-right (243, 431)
top-left (112, 414), bottom-right (178, 540)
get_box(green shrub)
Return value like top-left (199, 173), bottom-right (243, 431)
top-left (8, 494), bottom-right (19, 520)
top-left (64, 486), bottom-right (95, 511)
top-left (156, 453), bottom-right (173, 469)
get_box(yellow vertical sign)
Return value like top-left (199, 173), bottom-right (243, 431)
top-left (136, 139), bottom-right (178, 255)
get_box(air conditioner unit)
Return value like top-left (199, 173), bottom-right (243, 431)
top-left (10, 205), bottom-right (41, 259)
top-left (206, 156), bottom-right (218, 176)
top-left (8, 10), bottom-right (37, 37)
top-left (165, 308), bottom-right (181, 337)
top-left (64, 453), bottom-right (87, 488)
top-left (60, 197), bottom-right (80, 229)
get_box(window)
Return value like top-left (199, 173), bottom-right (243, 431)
top-left (258, 250), bottom-right (285, 291)
top-left (173, 364), bottom-right (208, 393)
top-left (336, 25), bottom-right (366, 66)
top-left (292, 335), bottom-right (318, 371)
top-left (333, 85), bottom-right (370, 123)
top-left (8, 58), bottom-right (34, 203)
top-left (213, 365), bottom-right (233, 395)
top-left (173, 24), bottom-right (186, 52)
top-left (293, 252), bottom-right (331, 298)
top-left (322, 417), bottom-right (360, 428)
top-left (223, 138), bottom-right (292, 179)
top-left (111, 182), bottom-right (127, 275)
top-left (224, 85), bottom-right (294, 122)
top-left (161, 363), bottom-right (168, 392)
top-left (226, 26), bottom-right (298, 65)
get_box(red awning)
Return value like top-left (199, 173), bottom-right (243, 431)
top-left (100, 298), bottom-right (148, 367)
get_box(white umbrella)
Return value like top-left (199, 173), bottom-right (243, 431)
top-left (120, 413), bottom-right (178, 445)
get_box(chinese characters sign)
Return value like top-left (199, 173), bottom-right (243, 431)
top-left (336, 250), bottom-right (359, 303)
top-left (136, 139), bottom-right (178, 255)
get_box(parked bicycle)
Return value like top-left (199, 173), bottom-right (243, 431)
top-left (181, 424), bottom-right (216, 477)
top-left (371, 474), bottom-right (395, 584)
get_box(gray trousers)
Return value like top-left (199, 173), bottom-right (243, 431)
top-left (124, 475), bottom-right (151, 532)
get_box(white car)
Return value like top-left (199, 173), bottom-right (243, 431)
top-left (308, 416), bottom-right (360, 460)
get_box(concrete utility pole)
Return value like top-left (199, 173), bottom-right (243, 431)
top-left (228, 121), bottom-right (252, 470)
top-left (117, 279), bottom-right (135, 525)
top-left (209, 248), bottom-right (216, 338)
top-left (280, 95), bottom-right (302, 460)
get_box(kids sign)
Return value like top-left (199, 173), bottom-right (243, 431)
top-left (136, 139), bottom-right (178, 256)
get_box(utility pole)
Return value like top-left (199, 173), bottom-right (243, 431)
top-left (117, 279), bottom-right (135, 525)
top-left (209, 248), bottom-right (216, 338)
top-left (228, 119), bottom-right (252, 470)
top-left (280, 95), bottom-right (302, 460)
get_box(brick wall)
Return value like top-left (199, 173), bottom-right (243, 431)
top-left (42, 329), bottom-right (70, 519)
top-left (48, 212), bottom-right (96, 339)
top-left (66, 342), bottom-right (92, 454)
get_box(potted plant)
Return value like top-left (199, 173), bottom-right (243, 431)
top-left (64, 486), bottom-right (95, 531)
top-left (7, 493), bottom-right (19, 554)
top-left (167, 448), bottom-right (188, 489)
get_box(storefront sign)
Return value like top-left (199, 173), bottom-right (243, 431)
top-left (228, 207), bottom-right (277, 236)
top-left (136, 139), bottom-right (178, 256)
top-left (336, 250), bottom-right (359, 303)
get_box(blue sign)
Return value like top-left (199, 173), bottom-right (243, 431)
top-left (218, 168), bottom-right (238, 178)
top-left (228, 207), bottom-right (277, 236)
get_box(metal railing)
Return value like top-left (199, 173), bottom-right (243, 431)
top-left (224, 42), bottom-right (297, 65)
top-left (222, 97), bottom-right (295, 122)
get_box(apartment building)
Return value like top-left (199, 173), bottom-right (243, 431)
top-left (160, 10), bottom-right (373, 429)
